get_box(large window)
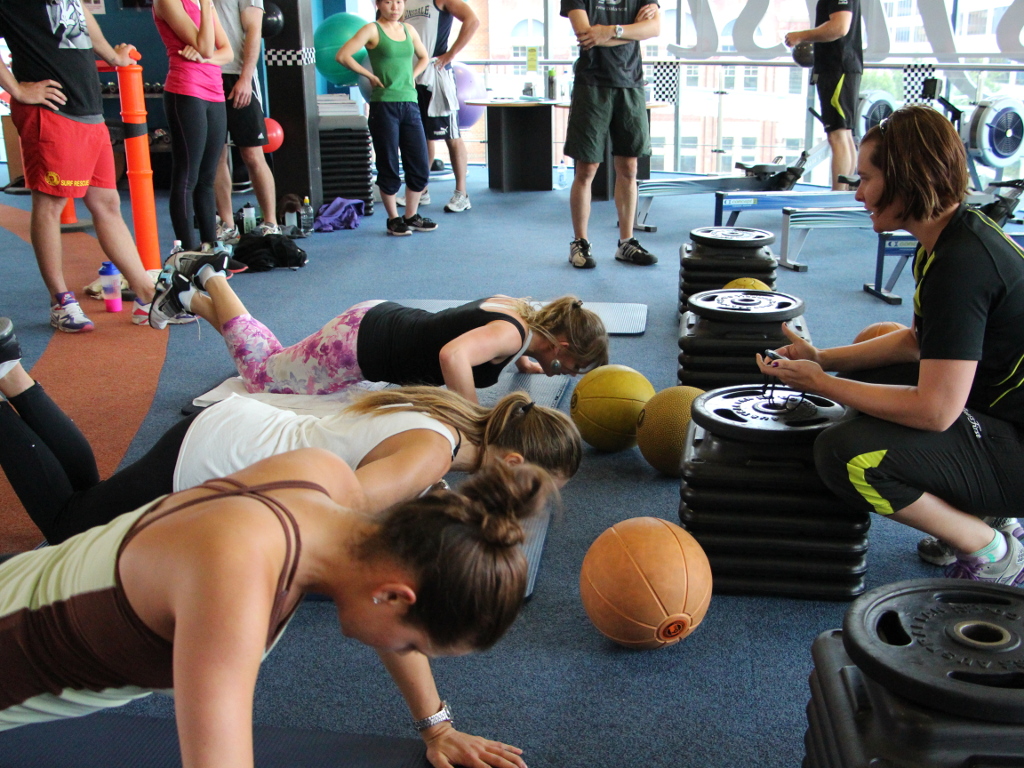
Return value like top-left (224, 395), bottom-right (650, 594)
top-left (743, 66), bottom-right (758, 91)
top-left (967, 10), bottom-right (988, 34)
top-left (723, 66), bottom-right (736, 90)
top-left (686, 65), bottom-right (699, 88)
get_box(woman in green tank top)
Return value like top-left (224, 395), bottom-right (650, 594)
top-left (337, 0), bottom-right (438, 236)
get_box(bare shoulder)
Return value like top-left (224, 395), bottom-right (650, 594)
top-left (228, 448), bottom-right (364, 509)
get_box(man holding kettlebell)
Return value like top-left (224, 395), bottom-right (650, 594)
top-left (785, 0), bottom-right (863, 191)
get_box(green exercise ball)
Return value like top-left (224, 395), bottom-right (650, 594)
top-left (314, 13), bottom-right (368, 87)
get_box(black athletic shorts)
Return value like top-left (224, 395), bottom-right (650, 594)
top-left (815, 72), bottom-right (860, 133)
top-left (222, 73), bottom-right (268, 148)
top-left (416, 83), bottom-right (460, 142)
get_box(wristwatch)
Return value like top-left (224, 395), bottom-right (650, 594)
top-left (413, 701), bottom-right (453, 732)
top-left (614, 24), bottom-right (624, 38)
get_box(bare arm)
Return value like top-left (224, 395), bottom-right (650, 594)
top-left (437, 320), bottom-right (527, 404)
top-left (433, 0), bottom-right (480, 67)
top-left (227, 5), bottom-right (264, 109)
top-left (757, 324), bottom-right (976, 431)
top-left (784, 11), bottom-right (852, 46)
top-left (0, 55), bottom-right (66, 111)
top-left (336, 23), bottom-right (382, 87)
top-left (570, 4), bottom-right (661, 50)
top-left (354, 432), bottom-right (454, 513)
top-left (154, 0), bottom-right (232, 63)
top-left (84, 6), bottom-right (137, 67)
top-left (377, 650), bottom-right (527, 768)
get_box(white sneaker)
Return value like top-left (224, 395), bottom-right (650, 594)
top-left (444, 190), bottom-right (471, 213)
top-left (254, 222), bottom-right (281, 236)
top-left (397, 190), bottom-right (430, 207)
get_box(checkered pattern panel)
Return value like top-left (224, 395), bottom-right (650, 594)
top-left (903, 64), bottom-right (936, 105)
top-left (651, 62), bottom-right (680, 104)
top-left (265, 48), bottom-right (316, 67)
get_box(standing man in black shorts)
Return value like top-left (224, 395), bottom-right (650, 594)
top-left (213, 0), bottom-right (279, 239)
top-left (785, 0), bottom-right (862, 191)
top-left (403, 0), bottom-right (479, 213)
top-left (561, 0), bottom-right (660, 269)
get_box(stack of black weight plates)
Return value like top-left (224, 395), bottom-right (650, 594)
top-left (679, 227), bottom-right (778, 311)
top-left (319, 122), bottom-right (375, 215)
top-left (805, 580), bottom-right (1024, 767)
top-left (678, 385), bottom-right (870, 600)
top-left (678, 288), bottom-right (810, 391)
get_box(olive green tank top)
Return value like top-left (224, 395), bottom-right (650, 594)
top-left (366, 22), bottom-right (417, 103)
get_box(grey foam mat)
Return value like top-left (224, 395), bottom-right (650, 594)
top-left (0, 713), bottom-right (429, 768)
top-left (396, 300), bottom-right (648, 335)
top-left (521, 508), bottom-right (551, 599)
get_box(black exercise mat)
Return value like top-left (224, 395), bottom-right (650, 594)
top-left (0, 713), bottom-right (429, 768)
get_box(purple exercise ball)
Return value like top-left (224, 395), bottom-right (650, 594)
top-left (452, 62), bottom-right (485, 129)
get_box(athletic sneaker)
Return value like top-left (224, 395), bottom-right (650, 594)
top-left (216, 222), bottom-right (240, 244)
top-left (614, 238), bottom-right (658, 266)
top-left (131, 298), bottom-right (197, 326)
top-left (444, 190), bottom-right (471, 213)
top-left (148, 270), bottom-right (196, 330)
top-left (918, 517), bottom-right (1024, 566)
top-left (254, 222), bottom-right (281, 236)
top-left (165, 250), bottom-right (232, 289)
top-left (0, 317), bottom-right (22, 380)
top-left (387, 216), bottom-right (411, 236)
top-left (404, 214), bottom-right (437, 232)
top-left (50, 292), bottom-right (95, 333)
top-left (945, 530), bottom-right (1024, 586)
top-left (569, 238), bottom-right (596, 269)
top-left (397, 190), bottom-right (430, 207)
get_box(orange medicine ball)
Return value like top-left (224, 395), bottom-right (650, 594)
top-left (580, 517), bottom-right (713, 650)
top-left (853, 321), bottom-right (909, 344)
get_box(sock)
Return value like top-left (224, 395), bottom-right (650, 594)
top-left (195, 264), bottom-right (222, 289)
top-left (969, 530), bottom-right (1008, 563)
top-left (177, 284), bottom-right (198, 313)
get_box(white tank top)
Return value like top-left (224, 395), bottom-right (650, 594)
top-left (173, 395), bottom-right (457, 492)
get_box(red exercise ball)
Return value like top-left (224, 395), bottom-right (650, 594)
top-left (580, 517), bottom-right (713, 650)
top-left (853, 320), bottom-right (908, 344)
top-left (263, 117), bottom-right (284, 154)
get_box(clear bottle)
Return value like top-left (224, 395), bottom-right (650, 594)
top-left (169, 239), bottom-right (183, 257)
top-left (242, 202), bottom-right (256, 234)
top-left (98, 261), bottom-right (122, 313)
top-left (556, 158), bottom-right (568, 190)
top-left (300, 196), bottom-right (315, 236)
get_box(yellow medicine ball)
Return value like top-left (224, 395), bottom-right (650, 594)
top-left (636, 386), bottom-right (705, 477)
top-left (570, 365), bottom-right (656, 452)
top-left (723, 277), bottom-right (771, 291)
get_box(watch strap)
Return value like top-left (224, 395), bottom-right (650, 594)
top-left (413, 700), bottom-right (453, 732)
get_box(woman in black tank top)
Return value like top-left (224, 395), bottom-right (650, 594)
top-left (0, 449), bottom-right (552, 768)
top-left (150, 265), bottom-right (610, 403)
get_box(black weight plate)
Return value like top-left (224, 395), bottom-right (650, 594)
top-left (678, 368), bottom-right (763, 390)
top-left (682, 243), bottom-right (778, 266)
top-left (843, 578), bottom-right (1024, 724)
top-left (679, 498), bottom-right (871, 539)
top-left (688, 289), bottom-right (805, 322)
top-left (691, 385), bottom-right (850, 444)
top-left (678, 311), bottom-right (810, 354)
top-left (690, 226), bottom-right (776, 248)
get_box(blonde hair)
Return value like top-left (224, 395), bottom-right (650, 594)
top-left (345, 386), bottom-right (582, 478)
top-left (488, 295), bottom-right (610, 371)
top-left (359, 461), bottom-right (556, 649)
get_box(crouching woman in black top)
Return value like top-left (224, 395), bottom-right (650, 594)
top-left (757, 105), bottom-right (1024, 585)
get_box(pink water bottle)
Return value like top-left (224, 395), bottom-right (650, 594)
top-left (99, 261), bottom-right (122, 312)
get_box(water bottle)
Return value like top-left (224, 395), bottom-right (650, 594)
top-left (170, 239), bottom-right (183, 256)
top-left (300, 196), bottom-right (315, 236)
top-left (242, 202), bottom-right (257, 234)
top-left (556, 159), bottom-right (568, 190)
top-left (98, 261), bottom-right (122, 313)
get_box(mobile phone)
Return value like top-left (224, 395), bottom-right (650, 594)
top-left (763, 349), bottom-right (784, 361)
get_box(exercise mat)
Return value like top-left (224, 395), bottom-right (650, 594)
top-left (0, 712), bottom-right (429, 768)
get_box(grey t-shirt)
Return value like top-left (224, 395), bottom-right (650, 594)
top-left (214, 0), bottom-right (264, 75)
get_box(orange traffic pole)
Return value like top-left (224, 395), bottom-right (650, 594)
top-left (59, 196), bottom-right (92, 233)
top-left (98, 51), bottom-right (160, 270)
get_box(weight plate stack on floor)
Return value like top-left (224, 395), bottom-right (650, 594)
top-left (803, 581), bottom-right (1024, 767)
top-left (678, 386), bottom-right (870, 600)
top-left (677, 289), bottom-right (810, 390)
top-left (679, 227), bottom-right (779, 308)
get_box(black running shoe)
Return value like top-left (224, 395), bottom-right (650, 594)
top-left (166, 250), bottom-right (232, 289)
top-left (569, 238), bottom-right (596, 269)
top-left (614, 238), bottom-right (658, 266)
top-left (0, 317), bottom-right (22, 378)
top-left (404, 214), bottom-right (438, 232)
top-left (149, 270), bottom-right (196, 330)
top-left (387, 216), bottom-right (411, 236)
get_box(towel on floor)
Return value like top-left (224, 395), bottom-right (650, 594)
top-left (314, 197), bottom-right (365, 232)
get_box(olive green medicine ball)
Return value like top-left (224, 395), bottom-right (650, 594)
top-left (570, 365), bottom-right (656, 452)
top-left (723, 277), bottom-right (771, 291)
top-left (636, 386), bottom-right (704, 477)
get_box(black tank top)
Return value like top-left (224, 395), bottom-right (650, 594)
top-left (356, 299), bottom-right (528, 388)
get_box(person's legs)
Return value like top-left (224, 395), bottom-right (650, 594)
top-left (239, 145), bottom-right (277, 226)
top-left (194, 100), bottom-right (228, 246)
top-left (369, 102), bottom-right (406, 230)
top-left (448, 136), bottom-right (468, 195)
top-left (82, 186), bottom-right (156, 306)
top-left (399, 104), bottom-right (431, 226)
top-left (29, 189), bottom-right (73, 299)
top-left (612, 155), bottom-right (638, 241)
top-left (165, 92), bottom-right (212, 250)
top-left (828, 129), bottom-right (856, 190)
top-left (215, 145), bottom-right (235, 228)
top-left (570, 161), bottom-right (599, 241)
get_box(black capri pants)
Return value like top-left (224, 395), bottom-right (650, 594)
top-left (814, 408), bottom-right (1024, 519)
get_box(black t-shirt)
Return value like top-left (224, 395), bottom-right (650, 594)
top-left (913, 205), bottom-right (1024, 426)
top-left (812, 0), bottom-right (863, 75)
top-left (356, 299), bottom-right (528, 388)
top-left (560, 0), bottom-right (657, 88)
top-left (0, 0), bottom-right (103, 120)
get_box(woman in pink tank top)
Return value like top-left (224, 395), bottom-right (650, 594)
top-left (153, 0), bottom-right (233, 251)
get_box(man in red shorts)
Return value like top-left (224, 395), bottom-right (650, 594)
top-left (0, 2), bottom-right (181, 332)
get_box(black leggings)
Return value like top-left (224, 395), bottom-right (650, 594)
top-left (164, 91), bottom-right (227, 250)
top-left (0, 383), bottom-right (193, 545)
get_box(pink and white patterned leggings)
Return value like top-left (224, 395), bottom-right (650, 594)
top-left (220, 301), bottom-right (381, 395)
